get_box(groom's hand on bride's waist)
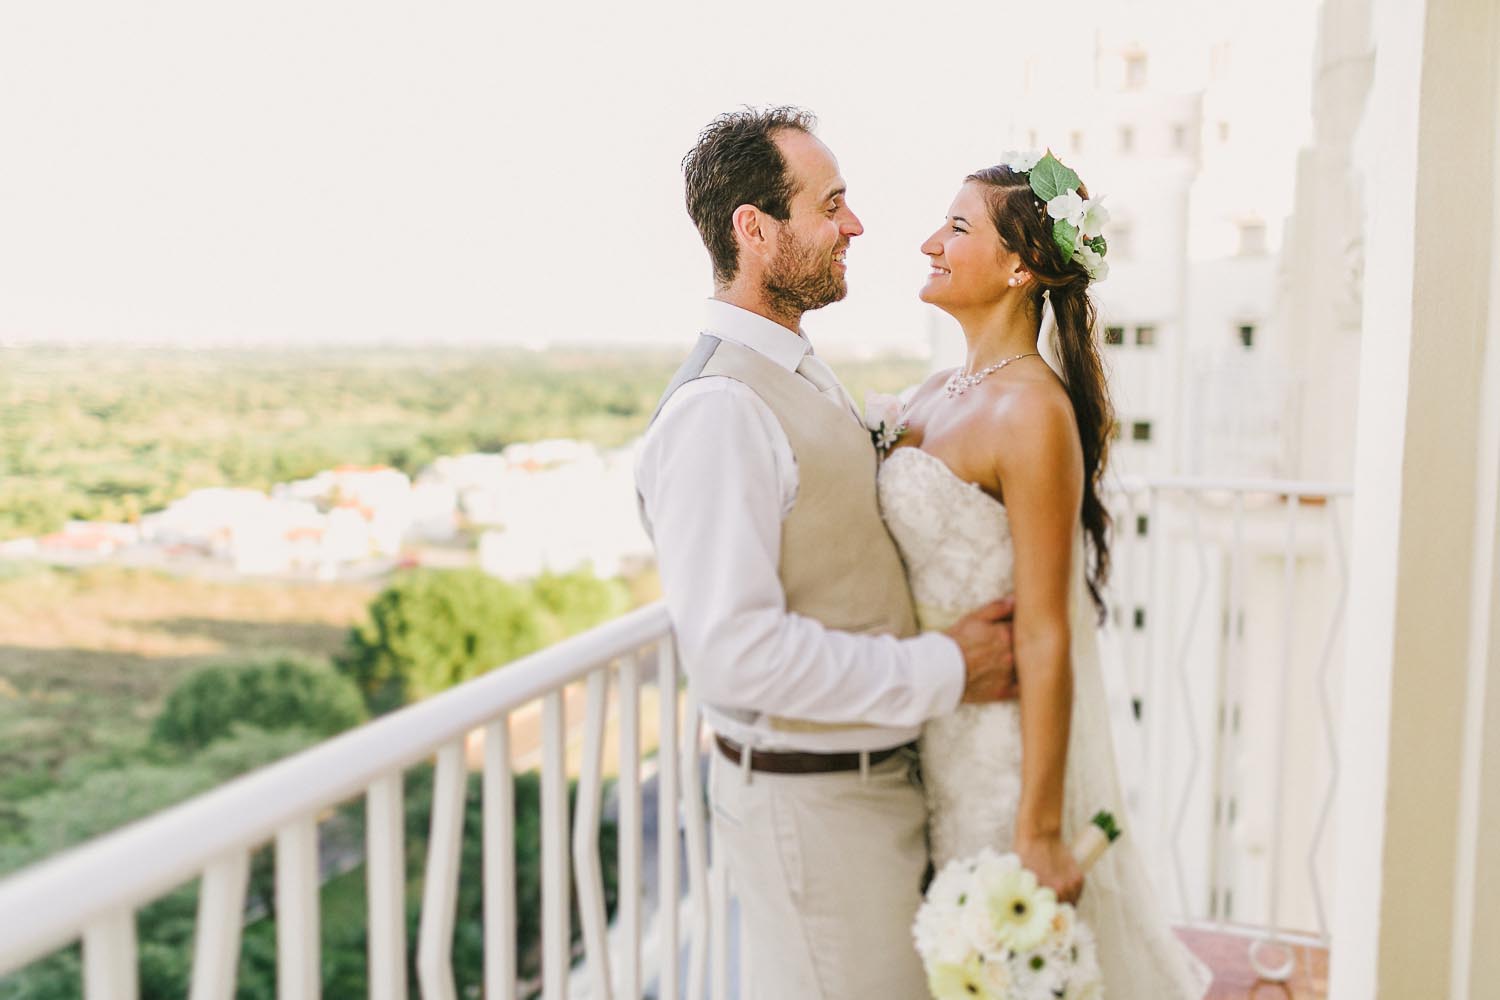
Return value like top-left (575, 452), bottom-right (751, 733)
top-left (947, 596), bottom-right (1019, 704)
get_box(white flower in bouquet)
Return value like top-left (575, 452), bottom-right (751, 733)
top-left (864, 392), bottom-right (909, 453)
top-left (1061, 922), bottom-right (1103, 1000)
top-left (914, 860), bottom-right (975, 964)
top-left (1007, 947), bottom-right (1069, 1000)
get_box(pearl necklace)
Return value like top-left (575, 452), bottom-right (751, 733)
top-left (943, 352), bottom-right (1040, 398)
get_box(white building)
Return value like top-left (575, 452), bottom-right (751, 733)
top-left (990, 4), bottom-right (1319, 481)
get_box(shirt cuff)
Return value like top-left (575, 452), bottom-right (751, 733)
top-left (912, 631), bottom-right (966, 713)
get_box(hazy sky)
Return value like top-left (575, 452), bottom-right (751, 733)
top-left (0, 2), bottom-right (1313, 355)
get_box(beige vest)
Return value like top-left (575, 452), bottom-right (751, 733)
top-left (646, 335), bottom-right (919, 731)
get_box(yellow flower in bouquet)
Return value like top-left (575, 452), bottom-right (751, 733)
top-left (927, 953), bottom-right (1009, 1000)
top-left (979, 862), bottom-right (1058, 953)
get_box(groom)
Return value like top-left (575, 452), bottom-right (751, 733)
top-left (635, 107), bottom-right (1017, 999)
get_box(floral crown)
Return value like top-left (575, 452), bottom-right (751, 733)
top-left (1000, 149), bottom-right (1109, 282)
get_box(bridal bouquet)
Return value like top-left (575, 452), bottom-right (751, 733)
top-left (913, 812), bottom-right (1121, 1000)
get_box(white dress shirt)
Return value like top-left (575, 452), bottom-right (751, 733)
top-left (635, 299), bottom-right (965, 752)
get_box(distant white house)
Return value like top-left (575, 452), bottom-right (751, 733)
top-left (500, 438), bottom-right (591, 470)
top-left (0, 537), bottom-right (38, 559)
top-left (33, 521), bottom-right (141, 558)
top-left (140, 476), bottom-right (426, 576)
top-left (475, 443), bottom-right (651, 581)
top-left (141, 488), bottom-right (278, 558)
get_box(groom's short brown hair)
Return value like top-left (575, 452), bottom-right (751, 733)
top-left (682, 106), bottom-right (818, 287)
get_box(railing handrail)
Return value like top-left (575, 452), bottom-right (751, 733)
top-left (0, 601), bottom-right (674, 975)
top-left (1111, 474), bottom-right (1354, 498)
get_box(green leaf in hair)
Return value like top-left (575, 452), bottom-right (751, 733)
top-left (1052, 218), bottom-right (1079, 261)
top-left (1028, 153), bottom-right (1082, 203)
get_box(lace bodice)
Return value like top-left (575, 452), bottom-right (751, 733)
top-left (878, 447), bottom-right (1013, 630)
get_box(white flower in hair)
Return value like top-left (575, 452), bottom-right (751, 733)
top-left (1002, 149), bottom-right (1044, 172)
top-left (1079, 196), bottom-right (1109, 236)
top-left (1046, 189), bottom-right (1087, 230)
top-left (1074, 244), bottom-right (1109, 282)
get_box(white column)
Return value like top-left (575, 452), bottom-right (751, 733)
top-left (1332, 0), bottom-right (1500, 997)
top-left (1452, 2), bottom-right (1500, 990)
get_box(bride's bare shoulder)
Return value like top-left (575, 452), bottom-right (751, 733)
top-left (976, 375), bottom-right (1081, 466)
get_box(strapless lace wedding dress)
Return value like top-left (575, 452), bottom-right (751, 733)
top-left (878, 446), bottom-right (1210, 999)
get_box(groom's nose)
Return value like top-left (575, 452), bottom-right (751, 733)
top-left (839, 205), bottom-right (864, 238)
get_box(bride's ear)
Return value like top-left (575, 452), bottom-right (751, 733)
top-left (1007, 269), bottom-right (1033, 289)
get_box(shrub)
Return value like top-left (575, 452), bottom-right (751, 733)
top-left (531, 569), bottom-right (631, 638)
top-left (152, 656), bottom-right (367, 751)
top-left (336, 570), bottom-right (550, 713)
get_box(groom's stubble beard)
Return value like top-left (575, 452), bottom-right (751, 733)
top-left (763, 227), bottom-right (847, 322)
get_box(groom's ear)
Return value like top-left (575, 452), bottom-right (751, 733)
top-left (731, 203), bottom-right (773, 266)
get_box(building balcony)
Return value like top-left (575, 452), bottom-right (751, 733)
top-left (0, 477), bottom-right (1350, 998)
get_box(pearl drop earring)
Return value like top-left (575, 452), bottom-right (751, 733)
top-left (1008, 277), bottom-right (1019, 287)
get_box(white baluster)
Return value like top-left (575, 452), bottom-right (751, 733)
top-left (366, 773), bottom-right (407, 1000)
top-left (1212, 491), bottom-right (1248, 930)
top-left (1141, 488), bottom-right (1164, 876)
top-left (680, 695), bottom-right (709, 1000)
top-left (276, 818), bottom-right (321, 1000)
top-left (1308, 497), bottom-right (1348, 941)
top-left (541, 690), bottom-right (571, 1000)
top-left (657, 636), bottom-right (680, 1000)
top-left (1250, 494), bottom-right (1300, 983)
top-left (417, 742), bottom-right (468, 1000)
top-left (709, 855), bottom-right (730, 1000)
top-left (484, 716), bottom-right (518, 1000)
top-left (1169, 490), bottom-right (1208, 919)
top-left (83, 910), bottom-right (137, 1000)
top-left (189, 851), bottom-right (250, 1000)
top-left (616, 655), bottom-right (643, 999)
top-left (574, 668), bottom-right (615, 999)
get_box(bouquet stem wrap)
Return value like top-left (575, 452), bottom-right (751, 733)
top-left (1073, 810), bottom-right (1122, 874)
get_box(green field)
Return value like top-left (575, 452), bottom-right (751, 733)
top-left (0, 346), bottom-right (928, 542)
top-left (0, 563), bottom-right (378, 835)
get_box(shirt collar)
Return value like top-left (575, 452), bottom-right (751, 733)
top-left (703, 299), bottom-right (812, 372)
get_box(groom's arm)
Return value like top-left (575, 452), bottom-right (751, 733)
top-left (637, 381), bottom-right (965, 729)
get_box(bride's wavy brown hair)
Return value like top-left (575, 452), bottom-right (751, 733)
top-left (967, 164), bottom-right (1114, 619)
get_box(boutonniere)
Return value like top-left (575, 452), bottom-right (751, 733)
top-left (864, 393), bottom-right (909, 455)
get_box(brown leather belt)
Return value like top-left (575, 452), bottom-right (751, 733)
top-left (713, 734), bottom-right (913, 775)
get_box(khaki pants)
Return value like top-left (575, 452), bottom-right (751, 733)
top-left (708, 748), bottom-right (930, 1000)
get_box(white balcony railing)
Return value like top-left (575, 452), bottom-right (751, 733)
top-left (0, 603), bottom-right (693, 1000)
top-left (1104, 475), bottom-right (1351, 980)
top-left (0, 476), bottom-right (1351, 997)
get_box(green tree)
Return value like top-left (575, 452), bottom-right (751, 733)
top-left (151, 656), bottom-right (367, 752)
top-left (337, 570), bottom-right (549, 713)
top-left (0, 727), bottom-right (319, 876)
top-left (531, 570), bottom-right (631, 638)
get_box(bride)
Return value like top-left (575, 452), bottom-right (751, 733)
top-left (878, 154), bottom-right (1211, 996)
